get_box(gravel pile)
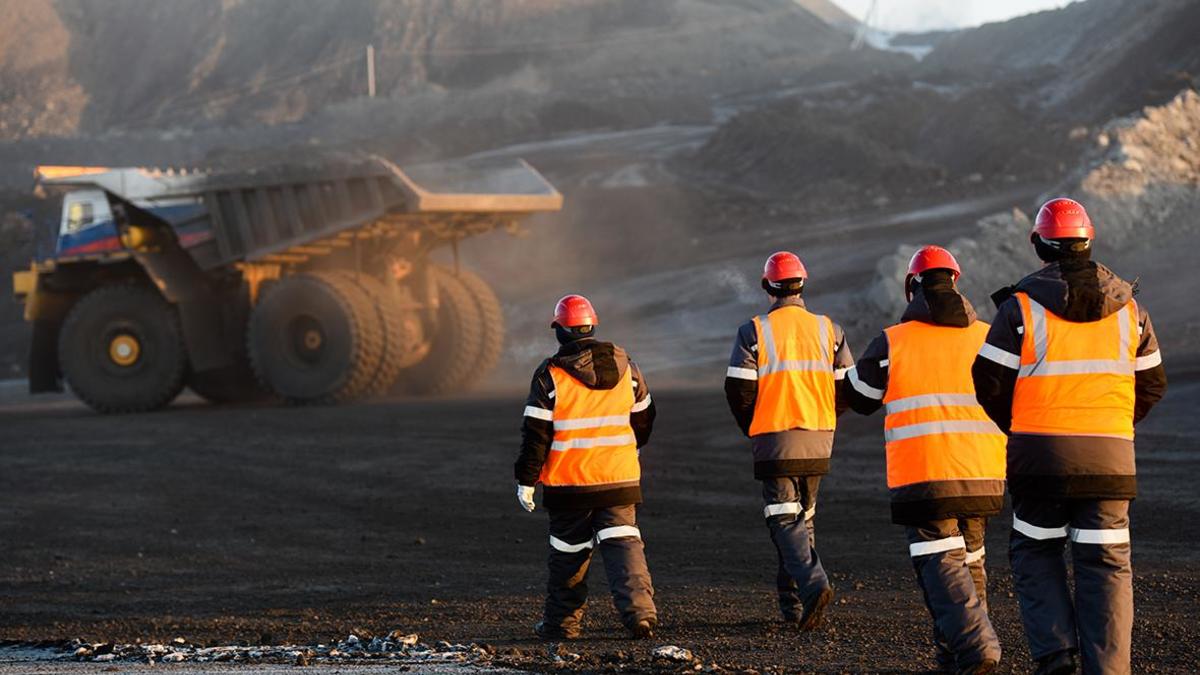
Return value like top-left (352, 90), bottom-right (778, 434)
top-left (15, 635), bottom-right (738, 673)
top-left (63, 632), bottom-right (491, 667)
top-left (1075, 89), bottom-right (1200, 248)
top-left (863, 88), bottom-right (1200, 340)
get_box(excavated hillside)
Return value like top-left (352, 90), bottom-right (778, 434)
top-left (919, 0), bottom-right (1200, 123)
top-left (865, 90), bottom-right (1200, 355)
top-left (689, 74), bottom-right (1076, 214)
top-left (1, 0), bottom-right (1198, 379)
top-left (0, 1), bottom-right (84, 138)
top-left (0, 0), bottom-right (857, 376)
top-left (0, 0), bottom-right (848, 140)
top-left (689, 0), bottom-right (1200, 218)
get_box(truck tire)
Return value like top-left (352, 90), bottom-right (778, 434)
top-left (327, 271), bottom-right (421, 396)
top-left (399, 266), bottom-right (484, 395)
top-left (453, 268), bottom-right (505, 388)
top-left (188, 281), bottom-right (270, 404)
top-left (247, 273), bottom-right (383, 404)
top-left (58, 284), bottom-right (188, 414)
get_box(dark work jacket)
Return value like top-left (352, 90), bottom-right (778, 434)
top-left (971, 261), bottom-right (1167, 499)
top-left (514, 338), bottom-right (656, 510)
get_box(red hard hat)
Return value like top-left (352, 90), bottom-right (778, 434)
top-left (907, 245), bottom-right (961, 279)
top-left (1033, 197), bottom-right (1094, 240)
top-left (551, 294), bottom-right (598, 329)
top-left (763, 251), bottom-right (808, 284)
top-left (905, 245), bottom-right (960, 301)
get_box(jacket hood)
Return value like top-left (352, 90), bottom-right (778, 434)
top-left (769, 295), bottom-right (806, 312)
top-left (550, 339), bottom-right (629, 390)
top-left (1010, 260), bottom-right (1133, 322)
top-left (901, 281), bottom-right (977, 328)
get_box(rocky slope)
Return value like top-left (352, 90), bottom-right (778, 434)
top-left (1, 0), bottom-right (1197, 379)
top-left (0, 0), bottom-right (848, 140)
top-left (689, 0), bottom-right (1200, 219)
top-left (0, 1), bottom-right (85, 138)
top-left (919, 0), bottom-right (1200, 122)
top-left (866, 90), bottom-right (1200, 354)
top-left (689, 72), bottom-right (1075, 214)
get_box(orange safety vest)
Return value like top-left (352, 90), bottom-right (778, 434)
top-left (882, 321), bottom-right (1006, 490)
top-left (1011, 292), bottom-right (1138, 440)
top-left (539, 365), bottom-right (640, 488)
top-left (749, 306), bottom-right (837, 436)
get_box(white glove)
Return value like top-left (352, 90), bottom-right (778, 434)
top-left (517, 484), bottom-right (536, 513)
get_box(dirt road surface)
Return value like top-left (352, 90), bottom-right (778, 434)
top-left (1, 369), bottom-right (1197, 673)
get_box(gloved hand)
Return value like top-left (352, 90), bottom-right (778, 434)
top-left (517, 484), bottom-right (536, 513)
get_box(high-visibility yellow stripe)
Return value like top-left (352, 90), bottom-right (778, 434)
top-left (1012, 515), bottom-right (1068, 540)
top-left (885, 393), bottom-right (980, 414)
top-left (553, 415), bottom-right (629, 431)
top-left (848, 366), bottom-right (884, 400)
top-left (978, 343), bottom-right (1020, 369)
top-left (1135, 351), bottom-right (1162, 370)
top-left (964, 546), bottom-right (986, 564)
top-left (1070, 528), bottom-right (1130, 545)
top-left (524, 405), bottom-right (553, 421)
top-left (884, 420), bottom-right (1003, 443)
top-left (549, 434), bottom-right (637, 452)
top-left (595, 526), bottom-right (640, 542)
top-left (549, 536), bottom-right (593, 553)
top-left (909, 536), bottom-right (965, 557)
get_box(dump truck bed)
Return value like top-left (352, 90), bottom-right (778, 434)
top-left (36, 156), bottom-right (562, 269)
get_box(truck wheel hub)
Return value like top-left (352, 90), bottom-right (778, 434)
top-left (288, 315), bottom-right (325, 363)
top-left (108, 334), bottom-right (141, 367)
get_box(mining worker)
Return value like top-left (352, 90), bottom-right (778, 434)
top-left (724, 251), bottom-right (853, 630)
top-left (842, 245), bottom-right (1005, 675)
top-left (972, 198), bottom-right (1167, 675)
top-left (513, 294), bottom-right (658, 640)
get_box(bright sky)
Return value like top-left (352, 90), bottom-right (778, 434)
top-left (831, 0), bottom-right (1075, 32)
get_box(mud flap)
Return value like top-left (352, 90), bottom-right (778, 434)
top-left (28, 319), bottom-right (63, 393)
top-left (110, 196), bottom-right (235, 373)
top-left (177, 301), bottom-right (235, 372)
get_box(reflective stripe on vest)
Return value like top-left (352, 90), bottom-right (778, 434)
top-left (539, 365), bottom-right (640, 488)
top-left (1011, 293), bottom-right (1137, 440)
top-left (749, 306), bottom-right (837, 436)
top-left (882, 320), bottom-right (1006, 490)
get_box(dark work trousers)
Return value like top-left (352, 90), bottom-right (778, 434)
top-left (543, 504), bottom-right (656, 634)
top-left (1010, 497), bottom-right (1133, 675)
top-left (906, 516), bottom-right (1001, 670)
top-left (763, 476), bottom-right (829, 619)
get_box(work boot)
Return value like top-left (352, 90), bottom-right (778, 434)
top-left (957, 658), bottom-right (997, 675)
top-left (797, 587), bottom-right (834, 631)
top-left (1033, 650), bottom-right (1077, 675)
top-left (629, 617), bottom-right (656, 639)
top-left (534, 620), bottom-right (579, 641)
top-left (934, 645), bottom-right (955, 672)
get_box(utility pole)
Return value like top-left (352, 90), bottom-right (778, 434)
top-left (366, 44), bottom-right (376, 98)
top-left (851, 0), bottom-right (878, 50)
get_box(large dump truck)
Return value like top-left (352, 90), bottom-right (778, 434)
top-left (11, 156), bottom-right (562, 413)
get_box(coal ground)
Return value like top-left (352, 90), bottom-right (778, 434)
top-left (0, 372), bottom-right (1197, 673)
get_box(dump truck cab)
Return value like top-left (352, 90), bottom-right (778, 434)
top-left (14, 157), bottom-right (562, 413)
top-left (57, 189), bottom-right (119, 256)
